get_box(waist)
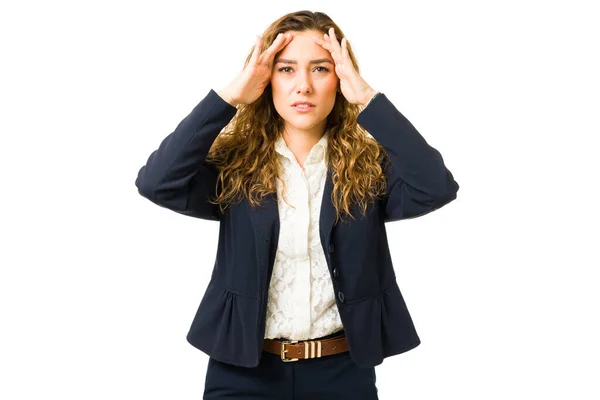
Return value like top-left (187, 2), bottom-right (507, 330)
top-left (263, 330), bottom-right (348, 362)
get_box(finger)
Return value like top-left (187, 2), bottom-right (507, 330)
top-left (275, 32), bottom-right (293, 52)
top-left (257, 33), bottom-right (282, 63)
top-left (249, 35), bottom-right (261, 65)
top-left (312, 35), bottom-right (333, 52)
top-left (261, 32), bottom-right (291, 63)
top-left (264, 33), bottom-right (292, 66)
top-left (323, 32), bottom-right (342, 65)
top-left (341, 37), bottom-right (350, 62)
top-left (337, 37), bottom-right (351, 73)
top-left (328, 28), bottom-right (342, 54)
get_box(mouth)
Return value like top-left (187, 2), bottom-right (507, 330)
top-left (292, 104), bottom-right (315, 112)
top-left (292, 104), bottom-right (315, 109)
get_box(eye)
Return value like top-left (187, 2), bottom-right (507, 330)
top-left (315, 66), bottom-right (330, 72)
top-left (278, 67), bottom-right (293, 73)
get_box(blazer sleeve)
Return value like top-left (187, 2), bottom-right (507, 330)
top-left (135, 89), bottom-right (238, 220)
top-left (356, 93), bottom-right (459, 222)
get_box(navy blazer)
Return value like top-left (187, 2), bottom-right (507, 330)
top-left (135, 89), bottom-right (459, 368)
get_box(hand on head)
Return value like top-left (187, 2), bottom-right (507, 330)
top-left (312, 28), bottom-right (377, 106)
top-left (218, 27), bottom-right (376, 108)
top-left (218, 32), bottom-right (293, 107)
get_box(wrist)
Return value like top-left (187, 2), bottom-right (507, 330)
top-left (217, 89), bottom-right (239, 107)
top-left (359, 88), bottom-right (379, 107)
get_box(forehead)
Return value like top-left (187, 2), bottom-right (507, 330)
top-left (276, 30), bottom-right (331, 61)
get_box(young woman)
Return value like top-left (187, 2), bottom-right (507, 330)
top-left (135, 10), bottom-right (459, 400)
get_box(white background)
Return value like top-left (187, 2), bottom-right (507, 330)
top-left (1, 0), bottom-right (599, 399)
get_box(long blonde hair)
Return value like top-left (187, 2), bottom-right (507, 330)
top-left (205, 10), bottom-right (389, 224)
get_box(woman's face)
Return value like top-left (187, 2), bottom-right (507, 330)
top-left (271, 29), bottom-right (339, 136)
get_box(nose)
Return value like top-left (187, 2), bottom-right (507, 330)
top-left (295, 70), bottom-right (312, 94)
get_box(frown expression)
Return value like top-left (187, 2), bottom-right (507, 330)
top-left (271, 30), bottom-right (339, 134)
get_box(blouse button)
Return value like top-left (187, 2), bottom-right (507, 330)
top-left (338, 291), bottom-right (345, 303)
top-left (328, 244), bottom-right (335, 253)
top-left (333, 268), bottom-right (339, 278)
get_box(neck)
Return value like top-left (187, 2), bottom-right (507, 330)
top-left (281, 123), bottom-right (326, 154)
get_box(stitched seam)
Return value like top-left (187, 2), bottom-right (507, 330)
top-left (224, 287), bottom-right (258, 300)
top-left (343, 283), bottom-right (394, 305)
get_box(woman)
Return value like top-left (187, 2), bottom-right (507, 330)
top-left (135, 10), bottom-right (459, 400)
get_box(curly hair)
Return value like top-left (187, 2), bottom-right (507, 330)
top-left (205, 10), bottom-right (389, 224)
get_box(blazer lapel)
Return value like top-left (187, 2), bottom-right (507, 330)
top-left (319, 167), bottom-right (338, 256)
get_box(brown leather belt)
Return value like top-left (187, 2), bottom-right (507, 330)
top-left (263, 333), bottom-right (349, 362)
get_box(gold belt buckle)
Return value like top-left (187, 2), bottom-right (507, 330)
top-left (281, 339), bottom-right (323, 362)
top-left (281, 340), bottom-right (299, 362)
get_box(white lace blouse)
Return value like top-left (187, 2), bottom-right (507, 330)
top-left (263, 131), bottom-right (344, 340)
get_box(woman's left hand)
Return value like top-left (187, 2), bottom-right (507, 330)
top-left (313, 28), bottom-right (378, 107)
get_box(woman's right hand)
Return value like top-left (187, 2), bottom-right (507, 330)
top-left (218, 32), bottom-right (293, 107)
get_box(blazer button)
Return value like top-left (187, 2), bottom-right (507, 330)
top-left (328, 244), bottom-right (335, 253)
top-left (333, 268), bottom-right (339, 278)
top-left (338, 291), bottom-right (345, 303)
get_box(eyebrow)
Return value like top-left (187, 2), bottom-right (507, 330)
top-left (274, 58), bottom-right (333, 65)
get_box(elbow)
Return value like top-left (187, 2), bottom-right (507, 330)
top-left (135, 166), bottom-right (160, 201)
top-left (430, 172), bottom-right (459, 208)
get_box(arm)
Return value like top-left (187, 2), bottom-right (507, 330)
top-left (311, 29), bottom-right (459, 222)
top-left (134, 89), bottom-right (238, 220)
top-left (357, 93), bottom-right (459, 222)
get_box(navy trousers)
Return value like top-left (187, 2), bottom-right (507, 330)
top-left (202, 331), bottom-right (378, 399)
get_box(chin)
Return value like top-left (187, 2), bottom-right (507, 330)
top-left (287, 122), bottom-right (321, 131)
top-left (283, 116), bottom-right (326, 130)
